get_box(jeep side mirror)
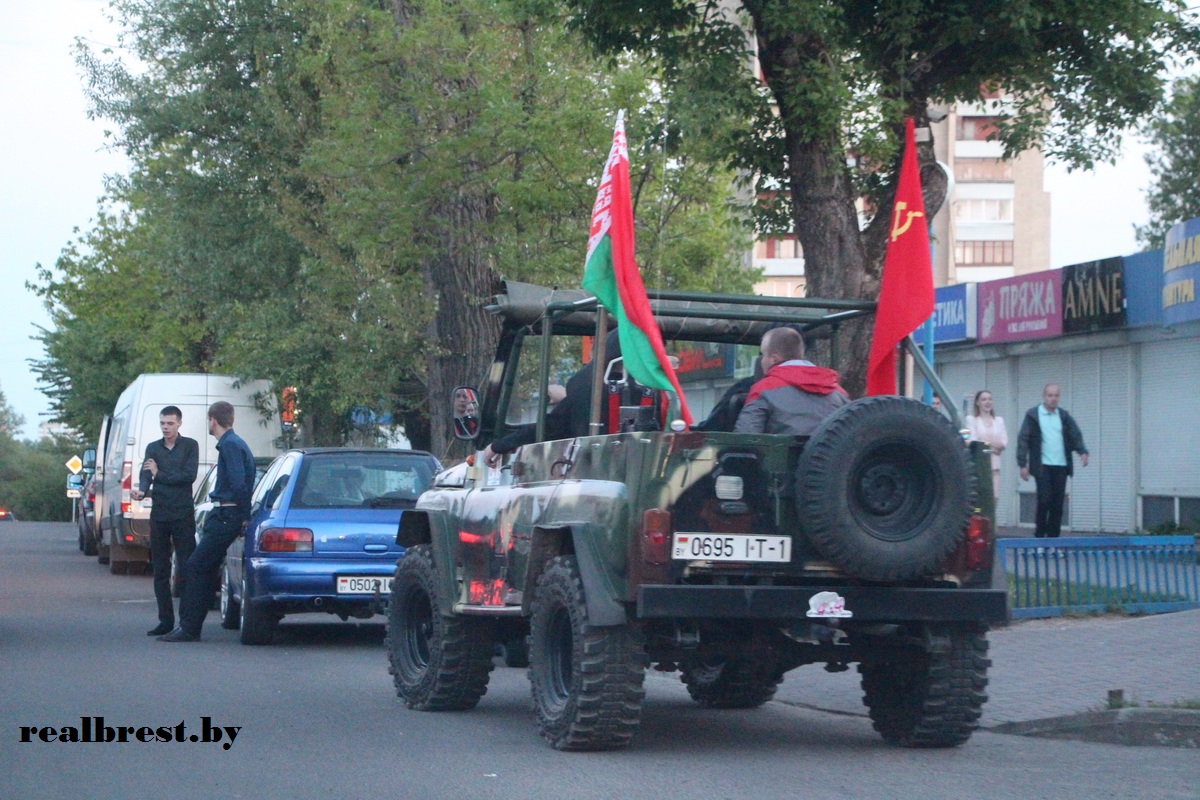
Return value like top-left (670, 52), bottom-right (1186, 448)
top-left (82, 448), bottom-right (97, 474)
top-left (451, 386), bottom-right (480, 440)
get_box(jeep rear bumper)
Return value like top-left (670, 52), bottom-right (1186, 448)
top-left (637, 585), bottom-right (1009, 623)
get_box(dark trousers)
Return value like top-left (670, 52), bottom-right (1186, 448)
top-left (1034, 465), bottom-right (1070, 538)
top-left (178, 508), bottom-right (245, 637)
top-left (150, 516), bottom-right (196, 626)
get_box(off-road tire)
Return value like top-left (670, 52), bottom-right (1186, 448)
top-left (219, 565), bottom-right (241, 630)
top-left (680, 657), bottom-right (780, 709)
top-left (239, 572), bottom-right (276, 645)
top-left (386, 544), bottom-right (494, 711)
top-left (797, 396), bottom-right (975, 581)
top-left (859, 625), bottom-right (990, 747)
top-left (503, 635), bottom-right (530, 668)
top-left (528, 556), bottom-right (645, 751)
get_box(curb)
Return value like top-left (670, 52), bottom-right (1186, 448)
top-left (989, 708), bottom-right (1200, 748)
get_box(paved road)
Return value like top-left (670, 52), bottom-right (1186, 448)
top-left (3, 522), bottom-right (1197, 800)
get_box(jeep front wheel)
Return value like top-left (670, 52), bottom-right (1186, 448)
top-left (386, 544), bottom-right (493, 711)
top-left (528, 556), bottom-right (645, 751)
top-left (859, 624), bottom-right (991, 747)
top-left (681, 656), bottom-right (780, 709)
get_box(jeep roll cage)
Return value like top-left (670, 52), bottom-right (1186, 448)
top-left (482, 280), bottom-right (960, 441)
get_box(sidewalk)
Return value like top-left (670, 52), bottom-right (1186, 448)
top-left (767, 609), bottom-right (1200, 726)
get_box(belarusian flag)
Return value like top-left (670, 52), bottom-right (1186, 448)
top-left (582, 111), bottom-right (694, 426)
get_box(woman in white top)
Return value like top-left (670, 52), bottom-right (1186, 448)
top-left (966, 389), bottom-right (1007, 501)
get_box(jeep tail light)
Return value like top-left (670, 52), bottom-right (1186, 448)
top-left (641, 509), bottom-right (672, 565)
top-left (965, 514), bottom-right (993, 572)
top-left (120, 461), bottom-right (132, 516)
top-left (260, 528), bottom-right (314, 553)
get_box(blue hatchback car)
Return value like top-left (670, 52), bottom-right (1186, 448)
top-left (219, 448), bottom-right (440, 645)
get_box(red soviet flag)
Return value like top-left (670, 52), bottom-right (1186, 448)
top-left (866, 117), bottom-right (934, 396)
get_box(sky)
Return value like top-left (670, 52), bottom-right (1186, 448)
top-left (0, 1), bottom-right (1162, 440)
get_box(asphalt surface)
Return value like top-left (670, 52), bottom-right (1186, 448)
top-left (3, 521), bottom-right (1198, 800)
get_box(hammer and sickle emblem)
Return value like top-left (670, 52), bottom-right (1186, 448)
top-left (891, 201), bottom-right (925, 242)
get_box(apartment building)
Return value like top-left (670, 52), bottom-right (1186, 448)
top-left (753, 100), bottom-right (1051, 296)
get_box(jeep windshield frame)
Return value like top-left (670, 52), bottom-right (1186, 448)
top-left (483, 281), bottom-right (961, 440)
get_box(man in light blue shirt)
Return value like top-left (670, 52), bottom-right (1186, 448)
top-left (1016, 384), bottom-right (1089, 538)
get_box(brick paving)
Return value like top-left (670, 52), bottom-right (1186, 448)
top-left (768, 609), bottom-right (1200, 727)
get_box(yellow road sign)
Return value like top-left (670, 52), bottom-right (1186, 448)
top-left (66, 455), bottom-right (83, 474)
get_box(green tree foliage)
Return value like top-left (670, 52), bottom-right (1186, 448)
top-left (0, 388), bottom-right (82, 521)
top-left (562, 0), bottom-right (1199, 393)
top-left (35, 0), bottom-right (753, 455)
top-left (0, 386), bottom-right (24, 436)
top-left (1138, 76), bottom-right (1200, 249)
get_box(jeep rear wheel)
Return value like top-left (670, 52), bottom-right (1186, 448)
top-left (797, 396), bottom-right (974, 581)
top-left (681, 657), bottom-right (780, 709)
top-left (859, 625), bottom-right (990, 747)
top-left (528, 556), bottom-right (645, 751)
top-left (386, 545), bottom-right (493, 711)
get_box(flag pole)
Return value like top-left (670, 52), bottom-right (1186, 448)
top-left (588, 311), bottom-right (608, 434)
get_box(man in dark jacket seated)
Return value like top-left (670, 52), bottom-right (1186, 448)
top-left (483, 332), bottom-right (621, 468)
top-left (734, 327), bottom-right (848, 436)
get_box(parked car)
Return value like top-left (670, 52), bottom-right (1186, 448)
top-left (77, 476), bottom-right (98, 554)
top-left (220, 448), bottom-right (440, 645)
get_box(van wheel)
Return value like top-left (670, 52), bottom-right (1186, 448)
top-left (109, 541), bottom-right (129, 574)
top-left (529, 556), bottom-right (645, 751)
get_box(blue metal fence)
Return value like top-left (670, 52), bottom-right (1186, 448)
top-left (996, 535), bottom-right (1200, 619)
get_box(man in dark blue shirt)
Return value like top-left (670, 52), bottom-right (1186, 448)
top-left (160, 401), bottom-right (257, 642)
top-left (132, 405), bottom-right (200, 637)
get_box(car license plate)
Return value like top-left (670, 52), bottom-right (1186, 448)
top-left (672, 533), bottom-right (791, 563)
top-left (336, 576), bottom-right (393, 595)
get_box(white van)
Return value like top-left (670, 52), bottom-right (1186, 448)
top-left (93, 374), bottom-right (284, 573)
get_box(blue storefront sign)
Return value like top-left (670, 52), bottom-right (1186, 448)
top-left (932, 283), bottom-right (977, 343)
top-left (1163, 218), bottom-right (1200, 325)
top-left (1122, 249), bottom-right (1163, 328)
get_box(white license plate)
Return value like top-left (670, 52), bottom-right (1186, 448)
top-left (672, 533), bottom-right (791, 563)
top-left (336, 576), bottom-right (393, 595)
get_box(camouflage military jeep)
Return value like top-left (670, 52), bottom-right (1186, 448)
top-left (387, 281), bottom-right (1007, 751)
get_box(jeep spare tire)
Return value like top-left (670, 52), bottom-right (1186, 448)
top-left (796, 396), bottom-right (975, 582)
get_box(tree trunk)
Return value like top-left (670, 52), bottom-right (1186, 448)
top-left (421, 193), bottom-right (500, 463)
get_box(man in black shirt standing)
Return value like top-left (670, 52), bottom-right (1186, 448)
top-left (160, 401), bottom-right (256, 643)
top-left (131, 405), bottom-right (199, 637)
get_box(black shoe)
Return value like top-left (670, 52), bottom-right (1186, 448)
top-left (157, 627), bottom-right (198, 643)
top-left (147, 623), bottom-right (174, 637)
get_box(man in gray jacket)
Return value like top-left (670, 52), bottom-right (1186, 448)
top-left (735, 327), bottom-right (849, 436)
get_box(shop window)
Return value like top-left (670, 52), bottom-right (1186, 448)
top-left (1141, 496), bottom-right (1175, 529)
top-left (1180, 498), bottom-right (1200, 531)
top-left (955, 240), bottom-right (1014, 266)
